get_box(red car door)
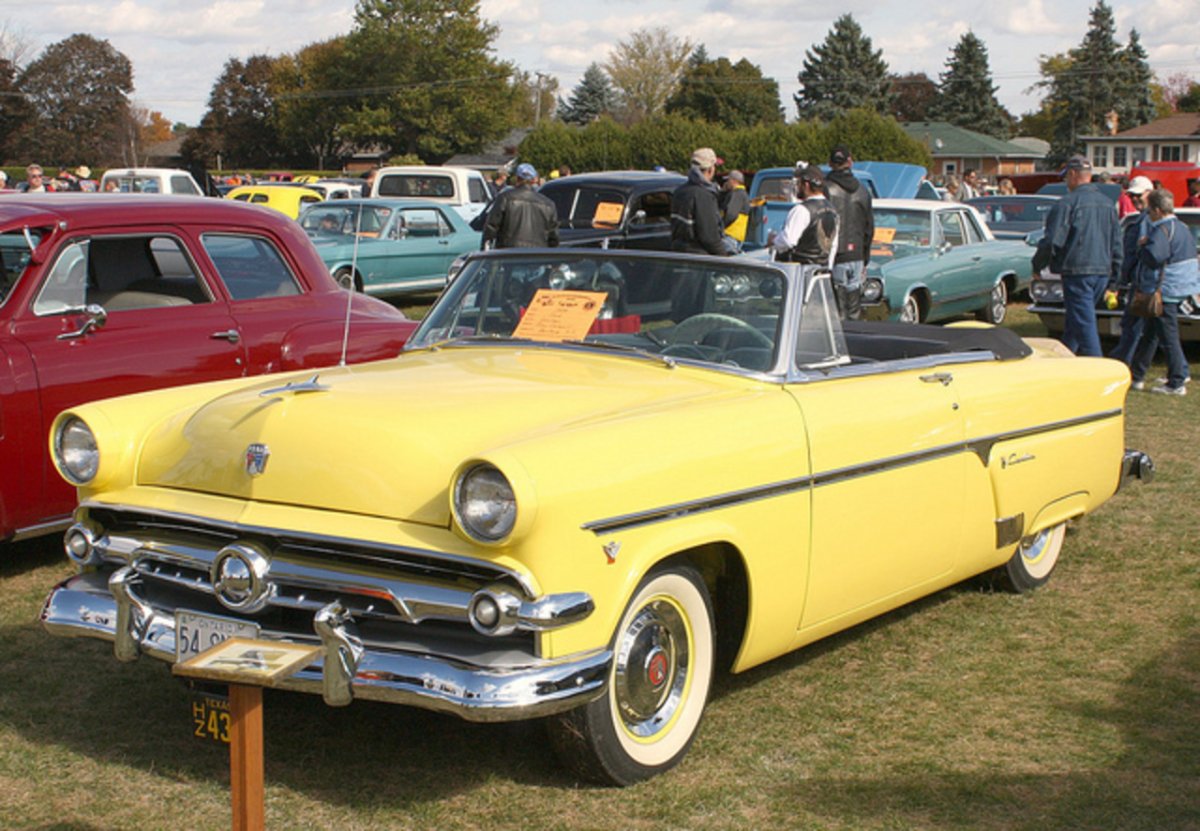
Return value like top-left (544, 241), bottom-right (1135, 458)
top-left (7, 231), bottom-right (248, 533)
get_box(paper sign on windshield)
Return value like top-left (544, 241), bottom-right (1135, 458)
top-left (513, 290), bottom-right (607, 342)
top-left (873, 227), bottom-right (897, 243)
top-left (593, 202), bottom-right (624, 227)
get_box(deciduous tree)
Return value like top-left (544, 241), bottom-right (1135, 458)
top-left (887, 73), bottom-right (937, 122)
top-left (665, 50), bottom-right (782, 128)
top-left (794, 15), bottom-right (893, 121)
top-left (604, 27), bottom-right (692, 124)
top-left (184, 55), bottom-right (285, 168)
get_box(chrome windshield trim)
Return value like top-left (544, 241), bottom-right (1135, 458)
top-left (583, 408), bottom-right (1123, 535)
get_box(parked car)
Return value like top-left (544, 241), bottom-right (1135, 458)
top-left (1028, 207), bottom-right (1200, 340)
top-left (966, 194), bottom-right (1059, 240)
top-left (0, 194), bottom-right (415, 542)
top-left (370, 166), bottom-right (492, 222)
top-left (536, 171), bottom-right (686, 249)
top-left (40, 247), bottom-right (1149, 785)
top-left (280, 180), bottom-right (358, 201)
top-left (226, 184), bottom-right (324, 219)
top-left (861, 198), bottom-right (1033, 324)
top-left (99, 167), bottom-right (204, 196)
top-left (298, 199), bottom-right (480, 296)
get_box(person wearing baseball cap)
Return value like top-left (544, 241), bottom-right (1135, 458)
top-left (824, 144), bottom-right (872, 319)
top-left (670, 147), bottom-right (731, 256)
top-left (481, 162), bottom-right (558, 249)
top-left (769, 163), bottom-right (840, 272)
top-left (1032, 153), bottom-right (1121, 356)
top-left (1109, 175), bottom-right (1157, 365)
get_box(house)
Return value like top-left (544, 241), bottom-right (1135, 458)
top-left (444, 128), bottom-right (530, 174)
top-left (901, 122), bottom-right (1046, 183)
top-left (1080, 113), bottom-right (1200, 175)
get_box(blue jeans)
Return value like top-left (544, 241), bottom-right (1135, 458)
top-left (1130, 302), bottom-right (1190, 388)
top-left (1061, 275), bottom-right (1108, 357)
top-left (832, 262), bottom-right (864, 320)
top-left (1108, 300), bottom-right (1145, 366)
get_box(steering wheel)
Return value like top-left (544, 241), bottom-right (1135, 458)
top-left (666, 313), bottom-right (773, 349)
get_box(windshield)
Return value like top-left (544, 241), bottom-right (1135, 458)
top-left (410, 252), bottom-right (789, 374)
top-left (871, 208), bottom-right (933, 262)
top-left (0, 228), bottom-right (43, 307)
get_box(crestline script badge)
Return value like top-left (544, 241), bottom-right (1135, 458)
top-left (244, 443), bottom-right (270, 477)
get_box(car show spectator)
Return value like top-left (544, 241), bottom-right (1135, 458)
top-left (1032, 154), bottom-right (1121, 357)
top-left (670, 147), bottom-right (730, 256)
top-left (17, 163), bottom-right (45, 192)
top-left (770, 163), bottom-right (840, 272)
top-left (0, 171), bottom-right (8, 190)
top-left (481, 162), bottom-right (558, 249)
top-left (718, 170), bottom-right (750, 253)
top-left (824, 144), bottom-right (871, 319)
top-left (997, 178), bottom-right (1017, 196)
top-left (1109, 175), bottom-right (1155, 366)
top-left (1184, 178), bottom-right (1200, 208)
top-left (956, 169), bottom-right (981, 201)
top-left (1128, 189), bottom-right (1200, 396)
top-left (361, 167), bottom-right (378, 198)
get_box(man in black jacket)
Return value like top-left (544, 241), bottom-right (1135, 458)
top-left (482, 163), bottom-right (559, 249)
top-left (670, 147), bottom-right (730, 256)
top-left (824, 145), bottom-right (872, 319)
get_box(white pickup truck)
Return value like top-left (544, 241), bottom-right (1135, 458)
top-left (370, 165), bottom-right (491, 221)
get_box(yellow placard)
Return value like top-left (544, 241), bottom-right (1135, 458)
top-left (873, 226), bottom-right (897, 243)
top-left (593, 201), bottom-right (624, 227)
top-left (512, 289), bottom-right (607, 342)
top-left (173, 638), bottom-right (321, 686)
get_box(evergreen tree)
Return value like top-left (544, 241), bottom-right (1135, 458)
top-left (666, 52), bottom-right (783, 128)
top-left (557, 63), bottom-right (617, 125)
top-left (794, 15), bottom-right (893, 121)
top-left (1040, 1), bottom-right (1123, 160)
top-left (1115, 30), bottom-right (1157, 130)
top-left (928, 32), bottom-right (1011, 138)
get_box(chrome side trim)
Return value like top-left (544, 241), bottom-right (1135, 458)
top-left (995, 514), bottom-right (1025, 549)
top-left (584, 408), bottom-right (1124, 535)
top-left (41, 574), bottom-right (610, 721)
top-left (11, 516), bottom-right (73, 543)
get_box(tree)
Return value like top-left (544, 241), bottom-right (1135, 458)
top-left (557, 63), bottom-right (618, 125)
top-left (887, 73), bottom-right (938, 122)
top-left (184, 55), bottom-right (286, 168)
top-left (928, 32), bottom-right (1011, 138)
top-left (1179, 83), bottom-right (1200, 112)
top-left (665, 51), bottom-right (782, 128)
top-left (510, 69), bottom-right (559, 126)
top-left (794, 14), bottom-right (893, 121)
top-left (0, 57), bottom-right (32, 162)
top-left (272, 37), bottom-right (357, 170)
top-left (1115, 30), bottom-right (1161, 127)
top-left (338, 0), bottom-right (520, 162)
top-left (1160, 72), bottom-right (1199, 111)
top-left (604, 27), bottom-right (692, 124)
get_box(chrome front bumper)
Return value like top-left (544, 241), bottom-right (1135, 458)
top-left (41, 568), bottom-right (611, 721)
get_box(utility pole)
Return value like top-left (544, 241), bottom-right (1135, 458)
top-left (534, 71), bottom-right (550, 125)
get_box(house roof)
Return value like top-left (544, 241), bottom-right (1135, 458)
top-left (1083, 113), bottom-right (1200, 141)
top-left (901, 121), bottom-right (1044, 159)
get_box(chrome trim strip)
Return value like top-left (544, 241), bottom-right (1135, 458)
top-left (78, 501), bottom-right (536, 596)
top-left (11, 516), bottom-right (72, 542)
top-left (995, 514), bottom-right (1025, 549)
top-left (583, 408), bottom-right (1123, 535)
top-left (41, 574), bottom-right (610, 721)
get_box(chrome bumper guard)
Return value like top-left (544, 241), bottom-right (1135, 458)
top-left (41, 569), bottom-right (610, 721)
top-left (1119, 449), bottom-right (1155, 489)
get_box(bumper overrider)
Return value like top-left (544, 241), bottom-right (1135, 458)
top-left (40, 507), bottom-right (609, 721)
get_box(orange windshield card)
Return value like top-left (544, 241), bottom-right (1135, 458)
top-left (513, 290), bottom-right (608, 341)
top-left (873, 227), bottom-right (896, 243)
top-left (593, 202), bottom-right (624, 226)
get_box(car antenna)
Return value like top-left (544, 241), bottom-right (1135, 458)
top-left (338, 201), bottom-right (366, 367)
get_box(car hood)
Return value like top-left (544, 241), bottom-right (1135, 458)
top-left (135, 347), bottom-right (751, 527)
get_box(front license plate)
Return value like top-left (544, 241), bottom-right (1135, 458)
top-left (175, 610), bottom-right (260, 663)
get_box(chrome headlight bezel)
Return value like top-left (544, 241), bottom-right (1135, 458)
top-left (862, 277), bottom-right (884, 304)
top-left (453, 463), bottom-right (518, 544)
top-left (1030, 279), bottom-right (1063, 303)
top-left (54, 416), bottom-right (100, 485)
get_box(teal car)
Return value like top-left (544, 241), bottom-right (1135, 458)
top-left (299, 199), bottom-right (480, 297)
top-left (861, 199), bottom-right (1033, 325)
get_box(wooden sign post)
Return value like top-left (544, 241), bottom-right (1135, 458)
top-left (175, 638), bottom-right (322, 831)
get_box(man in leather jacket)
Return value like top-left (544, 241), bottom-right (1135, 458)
top-left (824, 145), bottom-right (872, 319)
top-left (770, 164), bottom-right (839, 270)
top-left (482, 163), bottom-right (559, 249)
top-left (670, 148), bottom-right (730, 256)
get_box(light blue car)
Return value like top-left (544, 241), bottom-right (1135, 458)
top-left (299, 199), bottom-right (480, 297)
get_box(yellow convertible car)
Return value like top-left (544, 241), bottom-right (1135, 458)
top-left (41, 249), bottom-right (1152, 785)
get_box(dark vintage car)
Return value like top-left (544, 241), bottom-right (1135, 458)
top-left (1028, 207), bottom-right (1200, 341)
top-left (966, 194), bottom-right (1059, 240)
top-left (0, 195), bottom-right (416, 542)
top-left (537, 171), bottom-right (686, 249)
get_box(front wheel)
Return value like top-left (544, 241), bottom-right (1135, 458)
top-left (333, 266), bottom-right (362, 292)
top-left (547, 565), bottom-right (715, 785)
top-left (994, 522), bottom-right (1066, 592)
top-left (977, 281), bottom-right (1008, 324)
top-left (899, 294), bottom-right (922, 324)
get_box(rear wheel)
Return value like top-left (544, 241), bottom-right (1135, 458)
top-left (977, 281), bottom-right (1008, 324)
top-left (547, 565), bottom-right (715, 785)
top-left (994, 523), bottom-right (1066, 592)
top-left (333, 266), bottom-right (362, 292)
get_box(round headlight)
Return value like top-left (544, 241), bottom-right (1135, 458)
top-left (454, 464), bottom-right (517, 543)
top-left (862, 278), bottom-right (883, 303)
top-left (55, 416), bottom-right (99, 485)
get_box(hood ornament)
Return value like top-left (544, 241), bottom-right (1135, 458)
top-left (244, 443), bottom-right (270, 477)
top-left (259, 374), bottom-right (329, 398)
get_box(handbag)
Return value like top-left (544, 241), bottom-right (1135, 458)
top-left (1130, 266), bottom-right (1165, 318)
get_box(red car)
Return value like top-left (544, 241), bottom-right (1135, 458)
top-left (0, 194), bottom-right (416, 542)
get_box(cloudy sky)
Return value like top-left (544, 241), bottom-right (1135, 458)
top-left (4, 0), bottom-right (1198, 126)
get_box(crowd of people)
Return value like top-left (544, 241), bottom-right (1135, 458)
top-left (1, 163), bottom-right (98, 192)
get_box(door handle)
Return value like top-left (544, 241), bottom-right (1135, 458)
top-left (920, 372), bottom-right (953, 386)
top-left (211, 329), bottom-right (240, 343)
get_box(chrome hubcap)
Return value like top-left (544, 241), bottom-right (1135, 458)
top-left (613, 600), bottom-right (689, 738)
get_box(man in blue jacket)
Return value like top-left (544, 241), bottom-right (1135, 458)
top-left (1033, 155), bottom-right (1122, 356)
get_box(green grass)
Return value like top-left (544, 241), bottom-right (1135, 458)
top-left (2, 303), bottom-right (1197, 830)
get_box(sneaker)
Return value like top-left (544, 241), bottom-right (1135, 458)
top-left (1131, 380), bottom-right (1146, 391)
top-left (1151, 384), bottom-right (1187, 396)
top-left (1155, 376), bottom-right (1190, 386)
